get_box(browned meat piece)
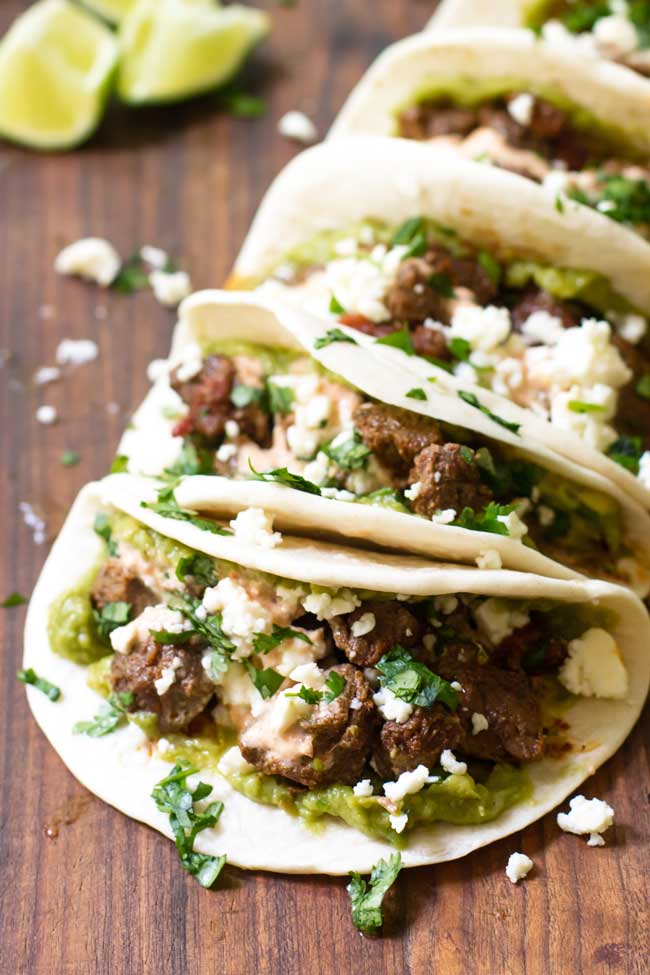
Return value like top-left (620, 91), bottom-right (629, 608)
top-left (91, 558), bottom-right (156, 618)
top-left (373, 705), bottom-right (466, 778)
top-left (353, 402), bottom-right (443, 484)
top-left (239, 664), bottom-right (378, 788)
top-left (170, 354), bottom-right (271, 446)
top-left (338, 313), bottom-right (397, 338)
top-left (510, 287), bottom-right (579, 333)
top-left (409, 443), bottom-right (493, 516)
top-left (111, 636), bottom-right (214, 733)
top-left (330, 601), bottom-right (423, 667)
top-left (426, 245), bottom-right (498, 306)
top-left (611, 334), bottom-right (650, 450)
top-left (412, 324), bottom-right (451, 360)
top-left (491, 622), bottom-right (568, 674)
top-left (437, 646), bottom-right (543, 763)
top-left (528, 98), bottom-right (567, 140)
top-left (385, 257), bottom-right (447, 323)
top-left (477, 104), bottom-right (522, 144)
top-left (397, 101), bottom-right (478, 140)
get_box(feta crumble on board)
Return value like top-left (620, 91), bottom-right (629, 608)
top-left (55, 339), bottom-right (99, 367)
top-left (33, 366), bottom-right (61, 386)
top-left (383, 765), bottom-right (430, 803)
top-left (140, 244), bottom-right (169, 269)
top-left (277, 110), bottom-right (318, 143)
top-left (557, 795), bottom-right (614, 846)
top-left (35, 404), bottom-right (58, 425)
top-left (229, 507), bottom-right (282, 549)
top-left (440, 749), bottom-right (467, 775)
top-left (54, 237), bottom-right (121, 287)
top-left (558, 628), bottom-right (628, 699)
top-left (505, 852), bottom-right (534, 884)
top-left (149, 269), bottom-right (192, 307)
top-left (19, 502), bottom-right (46, 544)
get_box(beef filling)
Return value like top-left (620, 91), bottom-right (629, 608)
top-left (330, 600), bottom-right (424, 667)
top-left (91, 557), bottom-right (156, 618)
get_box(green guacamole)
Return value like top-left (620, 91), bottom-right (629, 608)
top-left (47, 563), bottom-right (110, 665)
top-left (223, 763), bottom-right (531, 846)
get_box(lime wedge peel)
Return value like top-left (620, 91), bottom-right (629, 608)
top-left (78, 0), bottom-right (136, 26)
top-left (117, 0), bottom-right (270, 105)
top-left (0, 0), bottom-right (118, 150)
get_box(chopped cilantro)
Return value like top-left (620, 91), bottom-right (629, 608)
top-left (165, 439), bottom-right (214, 477)
top-left (230, 383), bottom-right (265, 409)
top-left (93, 512), bottom-right (118, 556)
top-left (391, 217), bottom-right (427, 257)
top-left (93, 601), bottom-right (131, 641)
top-left (375, 327), bottom-right (413, 355)
top-left (567, 400), bottom-right (607, 414)
top-left (220, 89), bottom-right (267, 118)
top-left (477, 249), bottom-right (502, 285)
top-left (448, 336), bottom-right (471, 362)
top-left (405, 387), bottom-right (427, 401)
top-left (347, 853), bottom-right (402, 934)
top-left (60, 450), bottom-right (80, 467)
top-left (314, 328), bottom-right (358, 350)
top-left (555, 195), bottom-right (565, 214)
top-left (175, 554), bottom-right (218, 588)
top-left (112, 254), bottom-right (149, 294)
top-left (322, 431), bottom-right (370, 470)
top-left (17, 668), bottom-right (61, 701)
top-left (252, 625), bottom-right (314, 655)
top-left (569, 172), bottom-right (650, 227)
top-left (110, 454), bottom-right (129, 474)
top-left (561, 0), bottom-right (609, 33)
top-left (150, 629), bottom-right (194, 646)
top-left (2, 592), bottom-right (26, 608)
top-left (453, 501), bottom-right (515, 535)
top-left (635, 374), bottom-right (650, 401)
top-left (458, 390), bottom-right (520, 434)
top-left (329, 294), bottom-right (345, 315)
top-left (267, 381), bottom-right (295, 415)
top-left (376, 647), bottom-right (458, 710)
top-left (288, 671), bottom-right (346, 704)
top-left (289, 685), bottom-right (322, 704)
top-left (243, 660), bottom-right (284, 699)
top-left (151, 761), bottom-right (226, 888)
top-left (173, 592), bottom-right (235, 678)
top-left (459, 445), bottom-right (474, 465)
top-left (428, 271), bottom-right (455, 298)
top-left (248, 459), bottom-right (322, 495)
top-left (607, 435), bottom-right (643, 474)
top-left (73, 692), bottom-right (134, 736)
top-left (141, 485), bottom-right (233, 535)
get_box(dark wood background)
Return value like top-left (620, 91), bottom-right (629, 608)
top-left (1, 2), bottom-right (649, 972)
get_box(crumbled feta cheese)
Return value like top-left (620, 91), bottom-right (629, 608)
top-left (404, 482), bottom-right (422, 501)
top-left (557, 795), bottom-right (614, 843)
top-left (216, 443), bottom-right (238, 463)
top-left (33, 366), bottom-right (61, 386)
top-left (289, 662), bottom-right (325, 690)
top-left (383, 764), bottom-right (430, 803)
top-left (549, 384), bottom-right (618, 453)
top-left (528, 319), bottom-right (631, 391)
top-left (202, 578), bottom-right (273, 658)
top-left (433, 594), bottom-right (458, 615)
top-left (450, 681), bottom-right (463, 692)
top-left (154, 655), bottom-right (182, 696)
top-left (558, 627), bottom-right (628, 699)
top-left (353, 779), bottom-right (373, 797)
top-left (388, 812), bottom-right (408, 833)
top-left (55, 338), bottom-right (98, 366)
top-left (538, 505), bottom-right (555, 527)
top-left (229, 507), bottom-right (282, 549)
top-left (218, 745), bottom-right (255, 776)
top-left (476, 549), bottom-right (502, 570)
top-left (593, 14), bottom-right (639, 57)
top-left (173, 342), bottom-right (203, 382)
top-left (271, 687), bottom-right (313, 733)
top-left (35, 404), bottom-right (58, 425)
top-left (334, 237), bottom-right (358, 257)
top-left (448, 304), bottom-right (510, 353)
top-left (302, 589), bottom-right (361, 620)
top-left (277, 110), bottom-right (318, 143)
top-left (303, 451), bottom-right (332, 485)
top-left (431, 508), bottom-right (456, 525)
top-left (471, 712), bottom-right (489, 736)
top-left (149, 269), bottom-right (192, 307)
top-left (373, 687), bottom-right (413, 723)
top-left (54, 237), bottom-right (120, 287)
top-left (147, 358), bottom-right (169, 383)
top-left (507, 93), bottom-right (534, 127)
top-left (505, 852), bottom-right (534, 884)
top-left (324, 256), bottom-right (391, 323)
top-left (475, 598), bottom-right (529, 645)
top-left (140, 244), bottom-right (169, 269)
top-left (440, 749), bottom-right (467, 775)
top-left (638, 451), bottom-right (650, 490)
top-left (349, 697), bottom-right (362, 711)
top-left (110, 605), bottom-right (187, 655)
top-left (19, 501), bottom-right (46, 544)
top-left (212, 661), bottom-right (266, 721)
top-left (616, 313), bottom-right (647, 345)
top-left (225, 419), bottom-right (240, 438)
top-left (520, 309), bottom-right (566, 345)
top-left (351, 612), bottom-right (376, 637)
top-left (497, 510), bottom-right (528, 541)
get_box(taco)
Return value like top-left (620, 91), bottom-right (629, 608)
top-left (330, 29), bottom-right (650, 241)
top-left (428, 0), bottom-right (650, 81)
top-left (23, 473), bottom-right (649, 874)
top-left (228, 138), bottom-right (650, 521)
top-left (117, 288), bottom-right (650, 591)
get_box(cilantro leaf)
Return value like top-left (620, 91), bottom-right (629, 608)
top-left (567, 400), bottom-right (607, 414)
top-left (375, 327), bottom-right (413, 355)
top-left (607, 435), bottom-right (643, 474)
top-left (458, 390), bottom-right (520, 434)
top-left (247, 459), bottom-right (322, 495)
top-left (112, 254), bottom-right (150, 294)
top-left (406, 387), bottom-right (427, 401)
top-left (94, 512), bottom-right (118, 556)
top-left (175, 554), bottom-right (218, 588)
top-left (453, 501), bottom-right (515, 535)
top-left (314, 328), bottom-right (358, 350)
top-left (329, 294), bottom-right (345, 315)
top-left (477, 249), bottom-right (502, 285)
top-left (243, 660), bottom-right (285, 699)
top-left (288, 685), bottom-right (322, 704)
top-left (141, 485), bottom-right (233, 535)
top-left (448, 336), bottom-right (471, 362)
top-left (17, 668), bottom-right (61, 701)
top-left (391, 217), bottom-right (427, 257)
top-left (2, 592), bottom-right (26, 608)
top-left (110, 454), bottom-right (129, 474)
top-left (376, 647), bottom-right (458, 710)
top-left (220, 89), bottom-right (267, 118)
top-left (252, 625), bottom-right (314, 655)
top-left (230, 383), bottom-right (266, 409)
top-left (173, 592), bottom-right (235, 678)
top-left (347, 853), bottom-right (402, 934)
top-left (150, 629), bottom-right (194, 646)
top-left (165, 439), bottom-right (214, 477)
top-left (287, 670), bottom-right (347, 705)
top-left (73, 692), bottom-right (134, 736)
top-left (322, 431), bottom-right (370, 471)
top-left (428, 271), bottom-right (455, 297)
top-left (151, 761), bottom-right (226, 888)
top-left (635, 374), bottom-right (650, 401)
top-left (93, 601), bottom-right (131, 641)
top-left (267, 381), bottom-right (295, 415)
top-left (60, 449), bottom-right (80, 467)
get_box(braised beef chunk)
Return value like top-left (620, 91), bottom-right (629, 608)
top-left (492, 621), bottom-right (568, 674)
top-left (437, 646), bottom-right (544, 763)
top-left (427, 246), bottom-right (498, 306)
top-left (510, 287), bottom-right (579, 333)
top-left (398, 101), bottom-right (479, 141)
top-left (330, 601), bottom-right (423, 667)
top-left (91, 558), bottom-right (156, 618)
top-left (373, 706), bottom-right (466, 778)
top-left (411, 324), bottom-right (451, 360)
top-left (385, 257), bottom-right (447, 322)
top-left (612, 335), bottom-right (650, 450)
top-left (338, 313), bottom-right (398, 338)
top-left (409, 443), bottom-right (493, 516)
top-left (111, 637), bottom-right (214, 733)
top-left (353, 402), bottom-right (443, 484)
top-left (239, 664), bottom-right (378, 788)
top-left (170, 354), bottom-right (271, 447)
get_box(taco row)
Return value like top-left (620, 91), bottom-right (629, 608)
top-left (24, 17), bottom-right (650, 879)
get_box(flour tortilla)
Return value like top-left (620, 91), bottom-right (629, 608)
top-left (117, 289), bottom-right (650, 585)
top-left (427, 0), bottom-right (559, 31)
top-left (330, 28), bottom-right (650, 157)
top-left (24, 475), bottom-right (650, 874)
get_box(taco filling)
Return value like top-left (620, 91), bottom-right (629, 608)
top-left (259, 217), bottom-right (650, 482)
top-left (51, 508), bottom-right (628, 845)
top-left (140, 336), bottom-right (649, 586)
top-left (396, 86), bottom-right (650, 239)
top-left (525, 0), bottom-right (650, 77)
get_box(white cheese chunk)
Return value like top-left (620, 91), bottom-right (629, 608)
top-left (474, 598), bottom-right (529, 646)
top-left (229, 507), bottom-right (282, 549)
top-left (154, 655), bottom-right (182, 696)
top-left (55, 237), bottom-right (120, 287)
top-left (352, 779), bottom-right (373, 797)
top-left (351, 612), bottom-right (376, 637)
top-left (150, 269), bottom-right (192, 307)
top-left (476, 549), bottom-right (502, 570)
top-left (388, 812), bottom-right (408, 834)
top-left (448, 304), bottom-right (510, 353)
top-left (557, 795), bottom-right (614, 842)
top-left (302, 589), bottom-right (361, 620)
top-left (218, 745), bottom-right (255, 776)
top-left (507, 93), bottom-right (534, 126)
top-left (289, 662), bottom-right (325, 690)
top-left (505, 852), bottom-right (534, 884)
top-left (431, 508), bottom-right (456, 525)
top-left (593, 14), bottom-right (639, 57)
top-left (55, 338), bottom-right (98, 366)
top-left (440, 749), bottom-right (467, 775)
top-left (558, 627), bottom-right (628, 699)
top-left (372, 687), bottom-right (413, 724)
top-left (271, 688), bottom-right (313, 733)
top-left (110, 605), bottom-right (187, 655)
top-left (140, 244), bottom-right (169, 269)
top-left (471, 712), bottom-right (489, 735)
top-left (277, 110), bottom-right (318, 143)
top-left (35, 404), bottom-right (58, 425)
top-left (637, 451), bottom-right (650, 490)
top-left (383, 764), bottom-right (430, 803)
top-left (202, 578), bottom-right (273, 658)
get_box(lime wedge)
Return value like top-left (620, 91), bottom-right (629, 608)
top-left (117, 0), bottom-right (270, 105)
top-left (79, 0), bottom-right (136, 25)
top-left (0, 0), bottom-right (118, 150)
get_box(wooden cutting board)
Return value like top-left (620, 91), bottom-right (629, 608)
top-left (1, 2), bottom-right (648, 972)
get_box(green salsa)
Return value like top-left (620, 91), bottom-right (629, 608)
top-left (47, 564), bottom-right (109, 665)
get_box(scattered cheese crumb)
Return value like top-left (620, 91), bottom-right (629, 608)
top-left (388, 812), bottom-right (408, 834)
top-left (353, 779), bottom-right (373, 797)
top-left (33, 366), bottom-right (61, 386)
top-left (476, 549), bottom-right (502, 570)
top-left (35, 405), bottom-right (58, 425)
top-left (147, 358), bottom-right (169, 383)
top-left (507, 93), bottom-right (534, 127)
top-left (384, 764), bottom-right (430, 803)
top-left (54, 237), bottom-right (121, 287)
top-left (440, 749), bottom-right (467, 775)
top-left (433, 594), bottom-right (458, 615)
top-left (218, 745), bottom-right (255, 776)
top-left (558, 628), bottom-right (628, 699)
top-left (471, 712), bottom-right (489, 735)
top-left (140, 244), bottom-right (169, 269)
top-left (277, 110), bottom-right (318, 143)
top-left (450, 681), bottom-right (463, 692)
top-left (373, 686), bottom-right (413, 724)
top-left (55, 339), bottom-right (98, 367)
top-left (404, 482), bottom-right (422, 501)
top-left (19, 501), bottom-right (46, 544)
top-left (217, 443), bottom-right (238, 463)
top-left (637, 451), bottom-right (650, 491)
top-left (149, 269), bottom-right (192, 307)
top-left (351, 612), bottom-right (376, 637)
top-left (557, 795), bottom-right (614, 844)
top-left (432, 508), bottom-right (456, 525)
top-left (225, 419), bottom-right (240, 439)
top-left (154, 655), bottom-right (182, 696)
top-left (505, 851), bottom-right (534, 884)
top-left (302, 589), bottom-right (361, 620)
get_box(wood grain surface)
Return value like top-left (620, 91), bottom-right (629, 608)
top-left (1, 2), bottom-right (649, 973)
